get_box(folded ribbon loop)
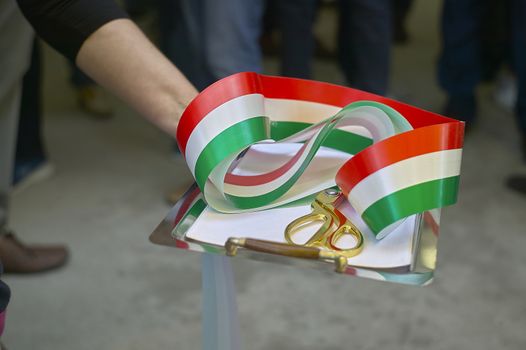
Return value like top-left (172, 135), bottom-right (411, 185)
top-left (177, 72), bottom-right (464, 239)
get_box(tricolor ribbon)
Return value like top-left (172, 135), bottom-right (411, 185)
top-left (177, 72), bottom-right (464, 239)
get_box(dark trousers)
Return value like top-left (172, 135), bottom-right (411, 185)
top-left (16, 39), bottom-right (46, 164)
top-left (158, 0), bottom-right (263, 90)
top-left (392, 0), bottom-right (412, 23)
top-left (512, 0), bottom-right (526, 132)
top-left (275, 0), bottom-right (318, 79)
top-left (338, 0), bottom-right (392, 95)
top-left (158, 0), bottom-right (214, 91)
top-left (438, 0), bottom-right (526, 132)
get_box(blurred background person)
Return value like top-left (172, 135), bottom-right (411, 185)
top-left (437, 0), bottom-right (526, 194)
top-left (13, 39), bottom-right (54, 190)
top-left (2, 0), bottom-right (198, 346)
top-left (262, 0), bottom-right (392, 94)
top-left (0, 2), bottom-right (68, 276)
top-left (438, 0), bottom-right (525, 141)
top-left (391, 0), bottom-right (413, 44)
top-left (263, 0), bottom-right (318, 79)
top-left (199, 0), bottom-right (264, 83)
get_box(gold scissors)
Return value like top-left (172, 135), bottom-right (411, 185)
top-left (284, 188), bottom-right (364, 258)
top-left (226, 189), bottom-right (364, 273)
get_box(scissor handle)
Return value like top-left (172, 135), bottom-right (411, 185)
top-left (284, 212), bottom-right (332, 248)
top-left (284, 189), bottom-right (365, 258)
top-left (328, 224), bottom-right (364, 258)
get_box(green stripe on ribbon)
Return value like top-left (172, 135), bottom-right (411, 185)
top-left (271, 121), bottom-right (373, 155)
top-left (325, 129), bottom-right (372, 155)
top-left (194, 101), bottom-right (456, 241)
top-left (222, 102), bottom-right (407, 209)
top-left (224, 118), bottom-right (340, 208)
top-left (361, 176), bottom-right (460, 235)
top-left (174, 199), bottom-right (225, 253)
top-left (175, 198), bottom-right (208, 238)
top-left (346, 100), bottom-right (412, 133)
top-left (194, 116), bottom-right (269, 189)
top-left (270, 121), bottom-right (309, 140)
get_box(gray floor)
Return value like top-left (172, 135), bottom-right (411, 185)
top-left (3, 1), bottom-right (526, 349)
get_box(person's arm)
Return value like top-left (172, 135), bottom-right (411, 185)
top-left (76, 19), bottom-right (198, 135)
top-left (16, 0), bottom-right (198, 135)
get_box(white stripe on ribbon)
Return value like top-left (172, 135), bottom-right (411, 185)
top-left (264, 98), bottom-right (341, 123)
top-left (185, 96), bottom-right (398, 179)
top-left (264, 99), bottom-right (408, 142)
top-left (185, 93), bottom-right (414, 207)
top-left (336, 106), bottom-right (396, 142)
top-left (349, 149), bottom-right (463, 214)
top-left (185, 93), bottom-right (265, 176)
top-left (271, 103), bottom-right (395, 143)
top-left (222, 105), bottom-right (397, 197)
top-left (223, 131), bottom-right (328, 197)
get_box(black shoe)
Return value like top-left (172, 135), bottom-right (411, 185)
top-left (443, 94), bottom-right (477, 132)
top-left (506, 175), bottom-right (526, 196)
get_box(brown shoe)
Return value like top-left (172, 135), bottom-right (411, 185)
top-left (0, 232), bottom-right (69, 274)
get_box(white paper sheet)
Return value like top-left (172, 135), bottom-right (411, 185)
top-left (187, 142), bottom-right (417, 269)
top-left (186, 201), bottom-right (417, 269)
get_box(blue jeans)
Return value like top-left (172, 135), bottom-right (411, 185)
top-left (159, 0), bottom-right (264, 90)
top-left (202, 0), bottom-right (264, 79)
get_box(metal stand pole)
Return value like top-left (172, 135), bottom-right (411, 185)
top-left (202, 254), bottom-right (241, 350)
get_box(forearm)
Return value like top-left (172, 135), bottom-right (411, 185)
top-left (76, 19), bottom-right (198, 135)
top-left (16, 0), bottom-right (198, 136)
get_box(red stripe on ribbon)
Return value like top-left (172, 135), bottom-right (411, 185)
top-left (424, 211), bottom-right (440, 237)
top-left (336, 122), bottom-right (465, 196)
top-left (177, 73), bottom-right (457, 155)
top-left (175, 240), bottom-right (190, 249)
top-left (177, 73), bottom-right (263, 154)
top-left (260, 75), bottom-right (455, 128)
top-left (224, 142), bottom-right (309, 186)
